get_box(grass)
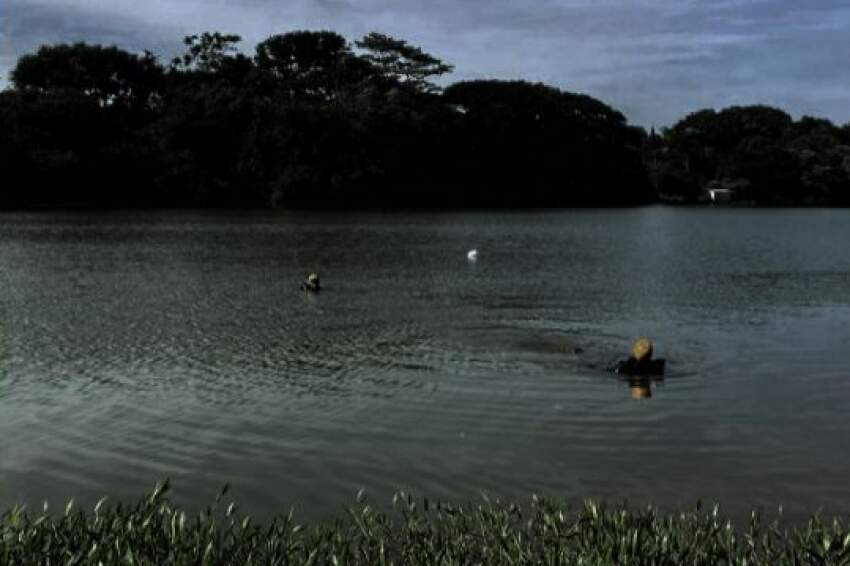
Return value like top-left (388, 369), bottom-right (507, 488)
top-left (2, 482), bottom-right (850, 565)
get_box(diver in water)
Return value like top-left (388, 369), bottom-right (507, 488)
top-left (610, 338), bottom-right (665, 376)
top-left (301, 272), bottom-right (320, 292)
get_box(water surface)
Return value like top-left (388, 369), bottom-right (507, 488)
top-left (1, 208), bottom-right (849, 520)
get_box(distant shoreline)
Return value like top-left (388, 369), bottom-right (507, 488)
top-left (3, 33), bottom-right (848, 209)
top-left (1, 202), bottom-right (848, 213)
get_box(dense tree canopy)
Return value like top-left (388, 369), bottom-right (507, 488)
top-left (254, 31), bottom-right (365, 102)
top-left (12, 43), bottom-right (164, 112)
top-left (3, 43), bottom-right (167, 207)
top-left (1, 29), bottom-right (846, 209)
top-left (648, 105), bottom-right (850, 205)
top-left (442, 81), bottom-right (650, 205)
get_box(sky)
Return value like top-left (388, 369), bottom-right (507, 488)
top-left (2, 0), bottom-right (849, 127)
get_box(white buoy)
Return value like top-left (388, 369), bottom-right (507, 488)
top-left (467, 249), bottom-right (478, 261)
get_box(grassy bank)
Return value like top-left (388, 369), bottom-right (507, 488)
top-left (2, 482), bottom-right (849, 565)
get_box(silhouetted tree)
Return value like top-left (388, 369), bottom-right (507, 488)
top-left (12, 43), bottom-right (164, 113)
top-left (172, 32), bottom-right (243, 73)
top-left (355, 32), bottom-right (453, 93)
top-left (6, 29), bottom-right (843, 209)
top-left (254, 31), bottom-right (367, 102)
top-left (654, 105), bottom-right (849, 204)
top-left (443, 80), bottom-right (651, 205)
top-left (3, 43), bottom-right (167, 207)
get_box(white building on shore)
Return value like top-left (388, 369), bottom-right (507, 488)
top-left (708, 188), bottom-right (734, 204)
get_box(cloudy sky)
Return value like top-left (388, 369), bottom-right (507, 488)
top-left (2, 0), bottom-right (849, 127)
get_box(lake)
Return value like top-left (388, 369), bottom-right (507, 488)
top-left (1, 207), bottom-right (849, 521)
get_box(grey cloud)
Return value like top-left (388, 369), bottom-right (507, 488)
top-left (3, 0), bottom-right (183, 77)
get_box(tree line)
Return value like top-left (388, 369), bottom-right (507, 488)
top-left (647, 106), bottom-right (850, 205)
top-left (1, 30), bottom-right (848, 209)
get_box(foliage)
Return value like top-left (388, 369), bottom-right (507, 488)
top-left (443, 80), bottom-right (652, 205)
top-left (11, 43), bottom-right (164, 112)
top-left (171, 32), bottom-right (244, 74)
top-left (2, 30), bottom-right (847, 208)
top-left (254, 31), bottom-right (364, 102)
top-left (355, 32), bottom-right (454, 93)
top-left (649, 105), bottom-right (850, 205)
top-left (3, 484), bottom-right (850, 565)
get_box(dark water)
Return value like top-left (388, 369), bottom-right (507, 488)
top-left (1, 207), bottom-right (849, 521)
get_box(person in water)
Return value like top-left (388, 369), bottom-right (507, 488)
top-left (610, 338), bottom-right (665, 376)
top-left (301, 272), bottom-right (320, 292)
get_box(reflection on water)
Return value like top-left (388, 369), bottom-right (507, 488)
top-left (627, 377), bottom-right (663, 400)
top-left (1, 208), bottom-right (850, 522)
